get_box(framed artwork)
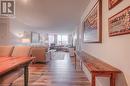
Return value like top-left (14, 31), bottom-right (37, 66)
top-left (109, 6), bottom-right (130, 37)
top-left (83, 0), bottom-right (102, 43)
top-left (108, 0), bottom-right (123, 10)
top-left (24, 31), bottom-right (31, 39)
top-left (31, 32), bottom-right (40, 43)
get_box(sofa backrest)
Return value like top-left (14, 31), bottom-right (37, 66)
top-left (0, 46), bottom-right (14, 57)
top-left (29, 46), bottom-right (48, 62)
top-left (11, 46), bottom-right (31, 57)
top-left (30, 47), bottom-right (47, 57)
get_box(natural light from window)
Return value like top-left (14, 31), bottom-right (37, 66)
top-left (48, 35), bottom-right (54, 45)
top-left (57, 35), bottom-right (68, 45)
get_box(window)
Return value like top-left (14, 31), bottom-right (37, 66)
top-left (62, 35), bottom-right (68, 45)
top-left (57, 35), bottom-right (62, 45)
top-left (48, 35), bottom-right (54, 45)
top-left (57, 35), bottom-right (68, 45)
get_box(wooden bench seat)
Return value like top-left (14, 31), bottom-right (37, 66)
top-left (76, 51), bottom-right (121, 86)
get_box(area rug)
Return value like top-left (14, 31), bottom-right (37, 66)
top-left (52, 52), bottom-right (65, 60)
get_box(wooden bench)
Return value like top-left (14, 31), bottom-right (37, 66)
top-left (75, 51), bottom-right (121, 86)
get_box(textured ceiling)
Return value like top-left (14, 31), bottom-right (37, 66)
top-left (13, 0), bottom-right (90, 34)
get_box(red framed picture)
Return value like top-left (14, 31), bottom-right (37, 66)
top-left (109, 6), bottom-right (130, 37)
top-left (108, 0), bottom-right (123, 10)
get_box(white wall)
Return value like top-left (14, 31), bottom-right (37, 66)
top-left (0, 18), bottom-right (34, 45)
top-left (79, 0), bottom-right (130, 86)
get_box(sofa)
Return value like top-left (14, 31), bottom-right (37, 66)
top-left (0, 46), bottom-right (14, 57)
top-left (30, 46), bottom-right (50, 63)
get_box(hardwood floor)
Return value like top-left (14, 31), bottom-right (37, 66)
top-left (13, 52), bottom-right (90, 86)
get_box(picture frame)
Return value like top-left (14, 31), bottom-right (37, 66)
top-left (83, 0), bottom-right (102, 43)
top-left (24, 31), bottom-right (31, 39)
top-left (31, 32), bottom-right (40, 43)
top-left (109, 6), bottom-right (130, 37)
top-left (108, 0), bottom-right (123, 10)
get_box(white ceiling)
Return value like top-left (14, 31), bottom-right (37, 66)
top-left (14, 0), bottom-right (90, 34)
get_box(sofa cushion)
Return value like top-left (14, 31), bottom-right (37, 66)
top-left (11, 46), bottom-right (31, 57)
top-left (0, 46), bottom-right (14, 57)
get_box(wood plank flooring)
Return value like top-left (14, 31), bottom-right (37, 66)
top-left (13, 52), bottom-right (90, 86)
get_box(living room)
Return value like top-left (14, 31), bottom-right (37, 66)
top-left (0, 0), bottom-right (130, 86)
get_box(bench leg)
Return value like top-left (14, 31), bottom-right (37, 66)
top-left (110, 73), bottom-right (116, 86)
top-left (81, 61), bottom-right (83, 71)
top-left (92, 74), bottom-right (96, 86)
top-left (24, 65), bottom-right (29, 86)
top-left (75, 55), bottom-right (77, 70)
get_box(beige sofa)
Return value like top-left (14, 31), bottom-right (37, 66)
top-left (0, 46), bottom-right (31, 86)
top-left (0, 46), bottom-right (14, 57)
top-left (30, 46), bottom-right (49, 63)
top-left (12, 46), bottom-right (31, 57)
